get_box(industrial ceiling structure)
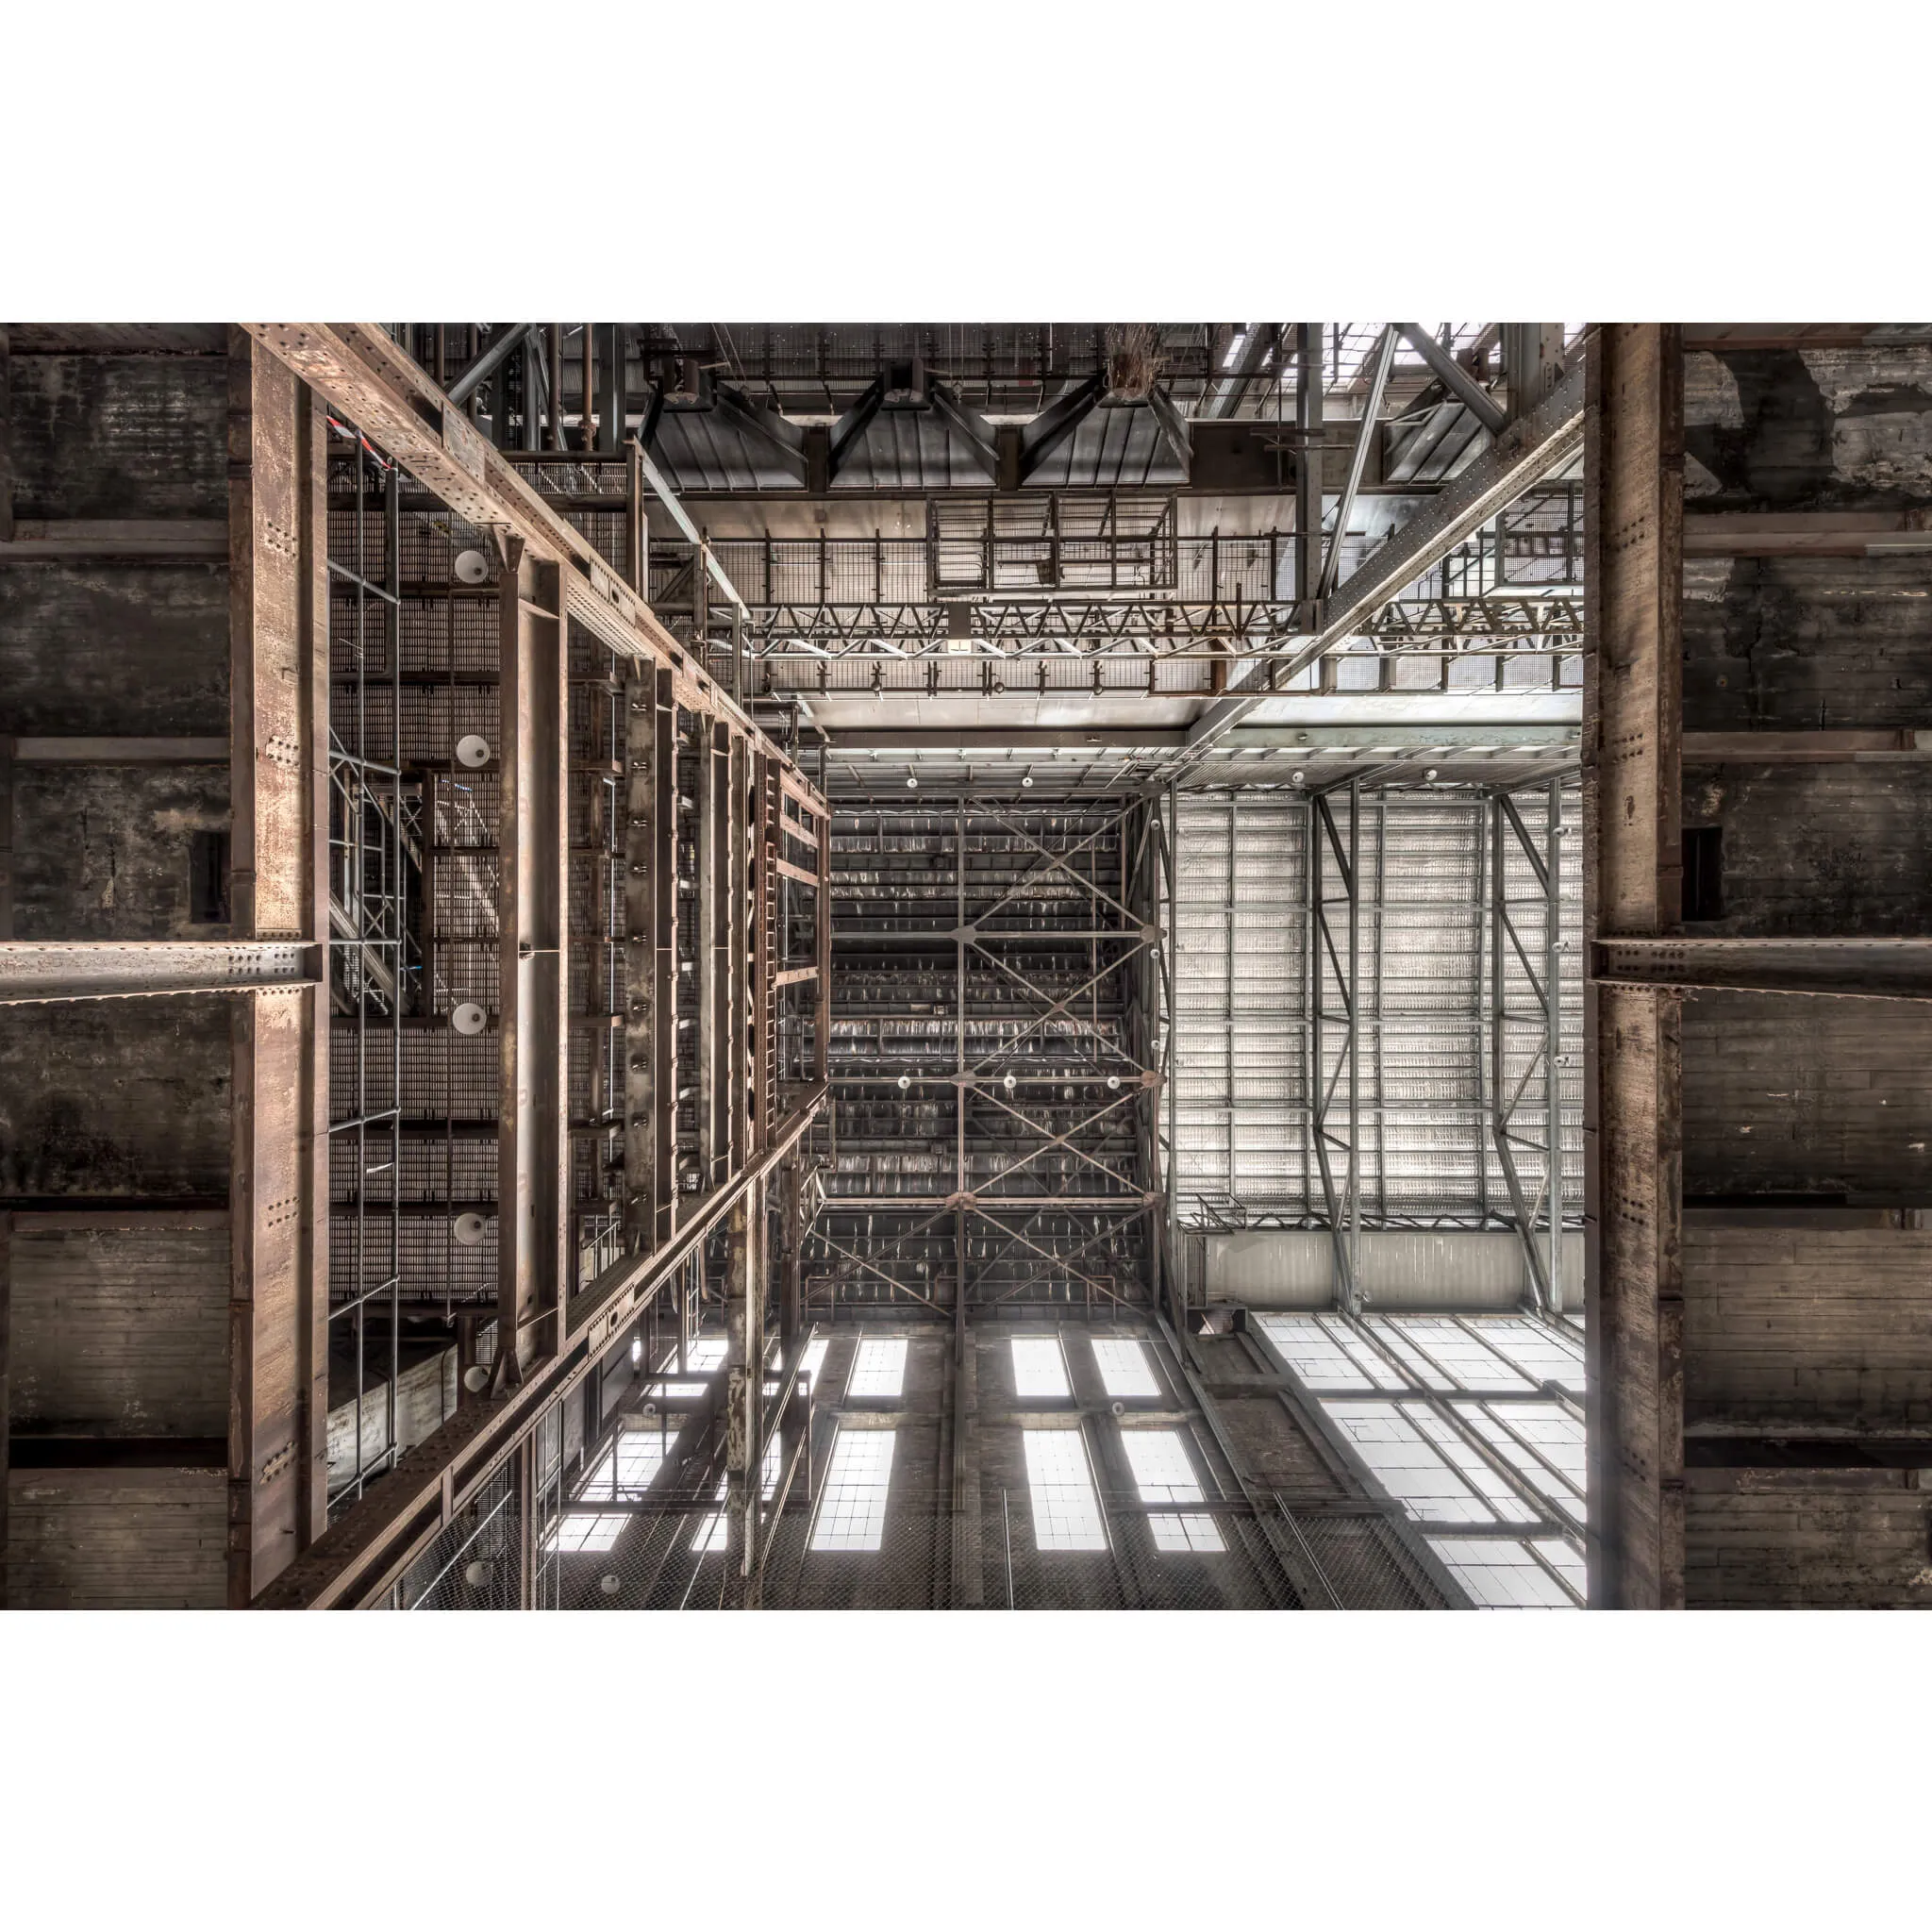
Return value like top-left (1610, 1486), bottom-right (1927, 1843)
top-left (3, 319), bottom-right (1929, 1611)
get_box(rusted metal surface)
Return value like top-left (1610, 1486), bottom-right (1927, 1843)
top-left (225, 336), bottom-right (329, 1602)
top-left (493, 540), bottom-right (568, 1386)
top-left (0, 940), bottom-right (319, 1002)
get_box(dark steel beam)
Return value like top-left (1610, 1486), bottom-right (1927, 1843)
top-left (927, 378), bottom-right (998, 476)
top-left (827, 377), bottom-right (885, 481)
top-left (1398, 324), bottom-right (1507, 436)
top-left (445, 324), bottom-right (535, 406)
top-left (713, 383), bottom-right (809, 485)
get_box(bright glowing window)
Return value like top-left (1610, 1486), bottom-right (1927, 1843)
top-left (1023, 1428), bottom-right (1108, 1551)
top-left (577, 1425), bottom-right (678, 1501)
top-left (1010, 1336), bottom-right (1071, 1399)
top-left (1121, 1428), bottom-right (1225, 1554)
top-left (641, 1380), bottom-right (709, 1402)
top-left (1427, 1538), bottom-right (1581, 1608)
top-left (1256, 1313), bottom-right (1404, 1391)
top-left (544, 1512), bottom-right (627, 1556)
top-left (799, 1337), bottom-right (829, 1390)
top-left (1091, 1338), bottom-right (1159, 1400)
top-left (1384, 1318), bottom-right (1534, 1392)
top-left (1325, 1401), bottom-right (1521, 1525)
top-left (1465, 1316), bottom-right (1585, 1396)
top-left (808, 1428), bottom-right (896, 1551)
top-left (846, 1337), bottom-right (908, 1399)
top-left (682, 1337), bottom-right (728, 1373)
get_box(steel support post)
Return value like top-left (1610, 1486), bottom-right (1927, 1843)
top-left (1584, 324), bottom-right (1685, 1609)
top-left (1309, 785), bottom-right (1361, 1312)
top-left (1162, 784), bottom-right (1180, 1323)
top-left (494, 535), bottom-right (569, 1387)
top-left (1489, 790), bottom-right (1554, 1313)
top-left (225, 335), bottom-right (330, 1602)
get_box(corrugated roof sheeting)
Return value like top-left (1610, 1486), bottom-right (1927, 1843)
top-left (1171, 788), bottom-right (1580, 1228)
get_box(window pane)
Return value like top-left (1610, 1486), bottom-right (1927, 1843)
top-left (1023, 1428), bottom-right (1108, 1551)
top-left (1120, 1429), bottom-right (1205, 1504)
top-left (1091, 1338), bottom-right (1160, 1400)
top-left (1010, 1336), bottom-right (1071, 1399)
top-left (682, 1337), bottom-right (728, 1372)
top-left (578, 1424), bottom-right (679, 1501)
top-left (1385, 1318), bottom-right (1534, 1392)
top-left (1324, 1400), bottom-right (1498, 1524)
top-left (809, 1428), bottom-right (897, 1551)
top-left (544, 1512), bottom-right (627, 1555)
top-left (1428, 1538), bottom-right (1578, 1608)
top-left (846, 1337), bottom-right (908, 1399)
top-left (1255, 1313), bottom-right (1375, 1390)
top-left (1122, 1428), bottom-right (1225, 1554)
top-left (1465, 1316), bottom-right (1586, 1396)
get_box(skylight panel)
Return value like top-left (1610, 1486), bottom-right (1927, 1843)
top-left (798, 1337), bottom-right (829, 1391)
top-left (1010, 1336), bottom-right (1072, 1400)
top-left (1385, 1318), bottom-right (1534, 1392)
top-left (846, 1337), bottom-right (908, 1399)
top-left (1427, 1538), bottom-right (1580, 1608)
top-left (1324, 1400), bottom-right (1499, 1525)
top-left (1254, 1313), bottom-right (1373, 1391)
top-left (1023, 1428), bottom-right (1108, 1552)
top-left (543, 1513), bottom-right (628, 1556)
top-left (1121, 1428), bottom-right (1224, 1555)
top-left (1464, 1316), bottom-right (1585, 1396)
top-left (1091, 1338), bottom-right (1160, 1400)
top-left (682, 1337), bottom-right (728, 1373)
top-left (808, 1428), bottom-right (896, 1552)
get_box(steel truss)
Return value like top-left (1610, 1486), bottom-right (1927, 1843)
top-left (1484, 777), bottom-right (1571, 1315)
top-left (814, 798), bottom-right (1163, 1317)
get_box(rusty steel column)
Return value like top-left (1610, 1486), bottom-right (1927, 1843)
top-left (493, 534), bottom-right (569, 1388)
top-left (1584, 323), bottom-right (1685, 1609)
top-left (225, 333), bottom-right (329, 1603)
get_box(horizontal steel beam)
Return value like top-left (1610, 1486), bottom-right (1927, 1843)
top-left (0, 941), bottom-right (320, 1004)
top-left (1593, 936), bottom-right (1932, 1000)
top-left (822, 724), bottom-right (1578, 753)
top-left (8, 736), bottom-right (229, 763)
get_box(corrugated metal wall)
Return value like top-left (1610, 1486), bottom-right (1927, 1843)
top-left (1171, 788), bottom-right (1580, 1230)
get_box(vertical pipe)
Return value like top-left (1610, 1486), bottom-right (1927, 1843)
top-left (1346, 777), bottom-right (1360, 1303)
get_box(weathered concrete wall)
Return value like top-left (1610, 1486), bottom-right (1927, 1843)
top-left (1683, 1224), bottom-right (1932, 1432)
top-left (1683, 556), bottom-right (1932, 733)
top-left (1681, 761), bottom-right (1932, 935)
top-left (1682, 992), bottom-right (1932, 1201)
top-left (0, 999), bottom-right (231, 1202)
top-left (1684, 347), bottom-right (1932, 511)
top-left (9, 1222), bottom-right (229, 1436)
top-left (7, 351), bottom-right (228, 520)
top-left (5, 1468), bottom-right (227, 1608)
top-left (10, 764), bottom-right (230, 940)
top-left (1686, 1479), bottom-right (1932, 1609)
top-left (0, 564), bottom-right (229, 734)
